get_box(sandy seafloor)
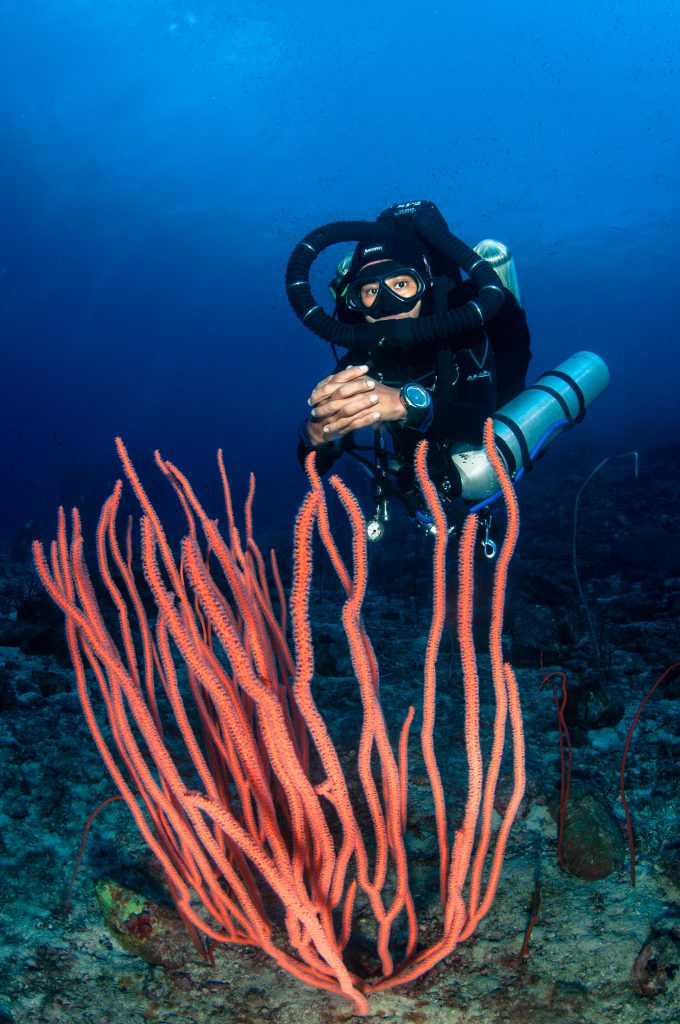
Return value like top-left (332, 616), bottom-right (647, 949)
top-left (1, 433), bottom-right (679, 1024)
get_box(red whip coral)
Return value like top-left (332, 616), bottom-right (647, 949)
top-left (33, 420), bottom-right (524, 1014)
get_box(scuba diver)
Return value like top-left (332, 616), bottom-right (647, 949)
top-left (287, 199), bottom-right (609, 542)
top-left (291, 200), bottom-right (531, 537)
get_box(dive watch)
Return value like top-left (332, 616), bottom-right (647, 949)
top-left (400, 382), bottom-right (431, 428)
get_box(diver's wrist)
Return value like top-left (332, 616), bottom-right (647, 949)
top-left (301, 419), bottom-right (330, 448)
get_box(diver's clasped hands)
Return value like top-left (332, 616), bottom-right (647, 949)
top-left (305, 364), bottom-right (406, 445)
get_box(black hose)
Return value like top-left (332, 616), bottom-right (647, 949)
top-left (285, 213), bottom-right (505, 352)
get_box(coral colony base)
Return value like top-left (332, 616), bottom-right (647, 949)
top-left (32, 420), bottom-right (525, 1016)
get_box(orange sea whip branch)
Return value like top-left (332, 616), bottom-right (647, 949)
top-left (328, 472), bottom-right (417, 972)
top-left (33, 522), bottom-right (262, 949)
top-left (445, 510), bottom-right (484, 937)
top-left (288, 483), bottom-right (364, 914)
top-left (141, 531), bottom-right (363, 1002)
top-left (178, 533), bottom-right (335, 903)
top-left (145, 458), bottom-right (367, 1008)
top-left (303, 453), bottom-right (350, 593)
top-left (461, 417), bottom-right (525, 938)
top-left (398, 705), bottom-right (416, 832)
top-left (300, 457), bottom-right (417, 965)
top-left (81, 514), bottom-right (284, 938)
top-left (160, 453), bottom-right (298, 747)
top-left (148, 453), bottom-right (308, 808)
top-left (114, 438), bottom-right (186, 599)
top-left (142, 465), bottom-right (358, 960)
top-left (94, 491), bottom-right (213, 879)
top-left (305, 453), bottom-right (380, 699)
top-left (140, 522), bottom-right (286, 864)
top-left (135, 448), bottom-right (338, 907)
top-left (35, 439), bottom-right (527, 1015)
top-left (463, 661), bottom-right (524, 935)
top-left (375, 508), bottom-right (482, 996)
top-left (103, 457), bottom-right (255, 860)
top-left (89, 559), bottom-right (353, 993)
top-left (329, 473), bottom-right (419, 966)
top-left (370, 535), bottom-right (478, 988)
top-left (35, 475), bottom-right (369, 1013)
top-left (187, 791), bottom-right (368, 1014)
top-left (372, 419), bottom-right (525, 992)
top-left (112, 462), bottom-right (293, 890)
top-left (122, 448), bottom-right (254, 821)
top-left (156, 454), bottom-right (278, 682)
top-left (99, 483), bottom-right (160, 726)
top-left (413, 440), bottom-right (451, 904)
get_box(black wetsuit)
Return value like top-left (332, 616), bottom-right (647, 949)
top-left (298, 281), bottom-right (531, 497)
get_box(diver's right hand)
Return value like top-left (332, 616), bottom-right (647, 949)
top-left (305, 364), bottom-right (379, 444)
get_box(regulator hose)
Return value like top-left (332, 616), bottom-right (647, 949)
top-left (285, 206), bottom-right (505, 352)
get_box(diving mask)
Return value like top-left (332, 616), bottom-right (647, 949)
top-left (342, 262), bottom-right (427, 320)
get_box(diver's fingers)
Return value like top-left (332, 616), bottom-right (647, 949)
top-left (311, 389), bottom-right (379, 425)
top-left (308, 364), bottom-right (371, 406)
top-left (309, 377), bottom-right (375, 415)
top-left (319, 393), bottom-right (384, 436)
top-left (322, 406), bottom-right (383, 439)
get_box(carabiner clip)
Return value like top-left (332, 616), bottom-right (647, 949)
top-left (480, 518), bottom-right (497, 560)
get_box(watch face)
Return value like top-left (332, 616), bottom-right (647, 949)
top-left (405, 384), bottom-right (429, 408)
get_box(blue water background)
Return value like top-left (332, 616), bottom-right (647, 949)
top-left (1, 1), bottom-right (678, 541)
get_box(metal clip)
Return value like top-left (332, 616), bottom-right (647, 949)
top-left (480, 515), bottom-right (497, 560)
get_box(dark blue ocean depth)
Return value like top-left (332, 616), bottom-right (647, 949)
top-left (1, 1), bottom-right (678, 540)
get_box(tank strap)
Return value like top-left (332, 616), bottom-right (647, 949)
top-left (493, 414), bottom-right (530, 473)
top-left (524, 382), bottom-right (573, 421)
top-left (531, 370), bottom-right (587, 423)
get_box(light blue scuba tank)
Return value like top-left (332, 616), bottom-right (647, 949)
top-left (473, 239), bottom-right (522, 306)
top-left (450, 351), bottom-right (610, 504)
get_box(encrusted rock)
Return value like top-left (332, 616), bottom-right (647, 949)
top-left (632, 916), bottom-right (680, 996)
top-left (95, 878), bottom-right (193, 968)
top-left (559, 790), bottom-right (624, 879)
